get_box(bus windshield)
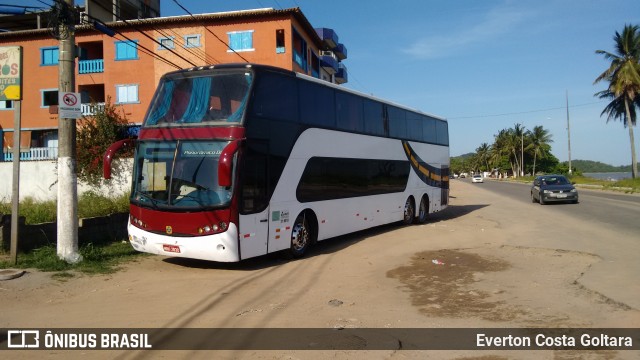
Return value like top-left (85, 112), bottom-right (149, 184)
top-left (131, 140), bottom-right (233, 210)
top-left (144, 69), bottom-right (253, 126)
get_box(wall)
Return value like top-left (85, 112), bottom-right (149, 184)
top-left (0, 159), bottom-right (132, 201)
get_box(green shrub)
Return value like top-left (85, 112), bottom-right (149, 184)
top-left (0, 193), bottom-right (129, 224)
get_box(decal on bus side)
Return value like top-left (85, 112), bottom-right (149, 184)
top-left (402, 141), bottom-right (449, 189)
top-left (271, 210), bottom-right (290, 223)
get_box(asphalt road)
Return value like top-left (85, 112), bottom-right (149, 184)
top-left (461, 178), bottom-right (640, 237)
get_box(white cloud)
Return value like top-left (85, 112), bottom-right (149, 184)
top-left (403, 4), bottom-right (531, 59)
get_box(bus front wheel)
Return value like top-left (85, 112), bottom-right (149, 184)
top-left (289, 212), bottom-right (312, 258)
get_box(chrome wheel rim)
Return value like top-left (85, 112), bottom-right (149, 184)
top-left (291, 220), bottom-right (308, 251)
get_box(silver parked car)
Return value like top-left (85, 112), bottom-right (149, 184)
top-left (531, 175), bottom-right (578, 205)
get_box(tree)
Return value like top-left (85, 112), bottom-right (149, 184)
top-left (475, 142), bottom-right (491, 172)
top-left (76, 97), bottom-right (134, 186)
top-left (527, 125), bottom-right (553, 176)
top-left (594, 24), bottom-right (640, 178)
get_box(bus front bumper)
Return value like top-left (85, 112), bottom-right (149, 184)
top-left (128, 222), bottom-right (240, 262)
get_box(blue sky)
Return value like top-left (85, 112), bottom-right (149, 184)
top-left (165, 0), bottom-right (639, 166)
top-left (12, 0), bottom-right (640, 165)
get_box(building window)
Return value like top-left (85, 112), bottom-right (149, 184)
top-left (184, 34), bottom-right (201, 48)
top-left (41, 89), bottom-right (58, 107)
top-left (116, 84), bottom-right (139, 104)
top-left (276, 29), bottom-right (285, 54)
top-left (115, 40), bottom-right (138, 60)
top-left (292, 30), bottom-right (307, 71)
top-left (40, 46), bottom-right (59, 66)
top-left (227, 30), bottom-right (254, 52)
top-left (0, 100), bottom-right (13, 110)
top-left (158, 37), bottom-right (175, 50)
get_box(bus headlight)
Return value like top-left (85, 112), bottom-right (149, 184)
top-left (198, 222), bottom-right (227, 234)
top-left (131, 217), bottom-right (147, 228)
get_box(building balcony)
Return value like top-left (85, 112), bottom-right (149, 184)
top-left (334, 43), bottom-right (347, 60)
top-left (319, 51), bottom-right (338, 75)
top-left (78, 59), bottom-right (104, 74)
top-left (315, 28), bottom-right (339, 49)
top-left (81, 102), bottom-right (105, 115)
top-left (336, 63), bottom-right (348, 84)
top-left (3, 147), bottom-right (58, 161)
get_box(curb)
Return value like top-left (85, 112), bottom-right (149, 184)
top-left (0, 269), bottom-right (26, 281)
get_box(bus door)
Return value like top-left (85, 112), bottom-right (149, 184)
top-left (238, 140), bottom-right (270, 259)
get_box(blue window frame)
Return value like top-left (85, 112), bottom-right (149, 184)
top-left (184, 34), bottom-right (201, 48)
top-left (115, 40), bottom-right (138, 60)
top-left (40, 46), bottom-right (59, 66)
top-left (227, 31), bottom-right (254, 52)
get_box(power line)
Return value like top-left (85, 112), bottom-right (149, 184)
top-left (89, 0), bottom-right (199, 67)
top-left (83, 12), bottom-right (184, 70)
top-left (107, 0), bottom-right (220, 65)
top-left (448, 100), bottom-right (606, 120)
top-left (171, 0), bottom-right (249, 63)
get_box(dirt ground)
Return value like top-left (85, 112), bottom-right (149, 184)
top-left (1, 180), bottom-right (638, 359)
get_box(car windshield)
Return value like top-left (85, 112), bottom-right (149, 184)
top-left (131, 140), bottom-right (233, 210)
top-left (541, 176), bottom-right (570, 185)
top-left (144, 69), bottom-right (253, 126)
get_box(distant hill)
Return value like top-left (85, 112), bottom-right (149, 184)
top-left (567, 160), bottom-right (631, 173)
top-left (452, 153), bottom-right (475, 160)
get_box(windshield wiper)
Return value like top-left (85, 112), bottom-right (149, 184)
top-left (134, 191), bottom-right (161, 210)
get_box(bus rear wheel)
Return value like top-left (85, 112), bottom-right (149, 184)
top-left (289, 212), bottom-right (312, 258)
top-left (402, 197), bottom-right (415, 225)
top-left (415, 195), bottom-right (429, 224)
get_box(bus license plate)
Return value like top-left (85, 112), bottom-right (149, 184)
top-left (163, 244), bottom-right (181, 253)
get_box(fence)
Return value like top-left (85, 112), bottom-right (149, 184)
top-left (3, 147), bottom-right (58, 161)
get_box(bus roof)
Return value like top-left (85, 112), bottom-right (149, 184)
top-left (163, 63), bottom-right (447, 122)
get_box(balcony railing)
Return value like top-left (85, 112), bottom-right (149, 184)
top-left (3, 147), bottom-right (58, 161)
top-left (81, 102), bottom-right (105, 115)
top-left (78, 59), bottom-right (104, 74)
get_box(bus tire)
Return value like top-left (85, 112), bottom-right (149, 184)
top-left (289, 212), bottom-right (313, 258)
top-left (415, 195), bottom-right (429, 224)
top-left (402, 196), bottom-right (415, 225)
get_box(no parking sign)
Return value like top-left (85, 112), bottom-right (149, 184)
top-left (58, 92), bottom-right (82, 119)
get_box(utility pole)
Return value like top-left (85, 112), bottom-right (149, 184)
top-left (56, 0), bottom-right (81, 263)
top-left (566, 90), bottom-right (572, 175)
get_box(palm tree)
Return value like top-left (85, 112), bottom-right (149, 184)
top-left (594, 24), bottom-right (640, 178)
top-left (528, 125), bottom-right (553, 176)
top-left (475, 142), bottom-right (491, 172)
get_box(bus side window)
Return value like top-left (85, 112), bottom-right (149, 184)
top-left (250, 72), bottom-right (298, 122)
top-left (363, 99), bottom-right (384, 136)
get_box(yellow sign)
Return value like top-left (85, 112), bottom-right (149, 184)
top-left (0, 46), bottom-right (22, 101)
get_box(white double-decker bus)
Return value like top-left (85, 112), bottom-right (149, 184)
top-left (104, 64), bottom-right (449, 262)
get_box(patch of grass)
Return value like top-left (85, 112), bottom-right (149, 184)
top-left (18, 197), bottom-right (57, 224)
top-left (78, 191), bottom-right (129, 219)
top-left (570, 175), bottom-right (640, 193)
top-left (0, 192), bottom-right (130, 224)
top-left (606, 177), bottom-right (640, 193)
top-left (0, 241), bottom-right (145, 275)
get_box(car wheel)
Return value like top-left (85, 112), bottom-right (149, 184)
top-left (539, 193), bottom-right (546, 205)
top-left (531, 192), bottom-right (537, 203)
